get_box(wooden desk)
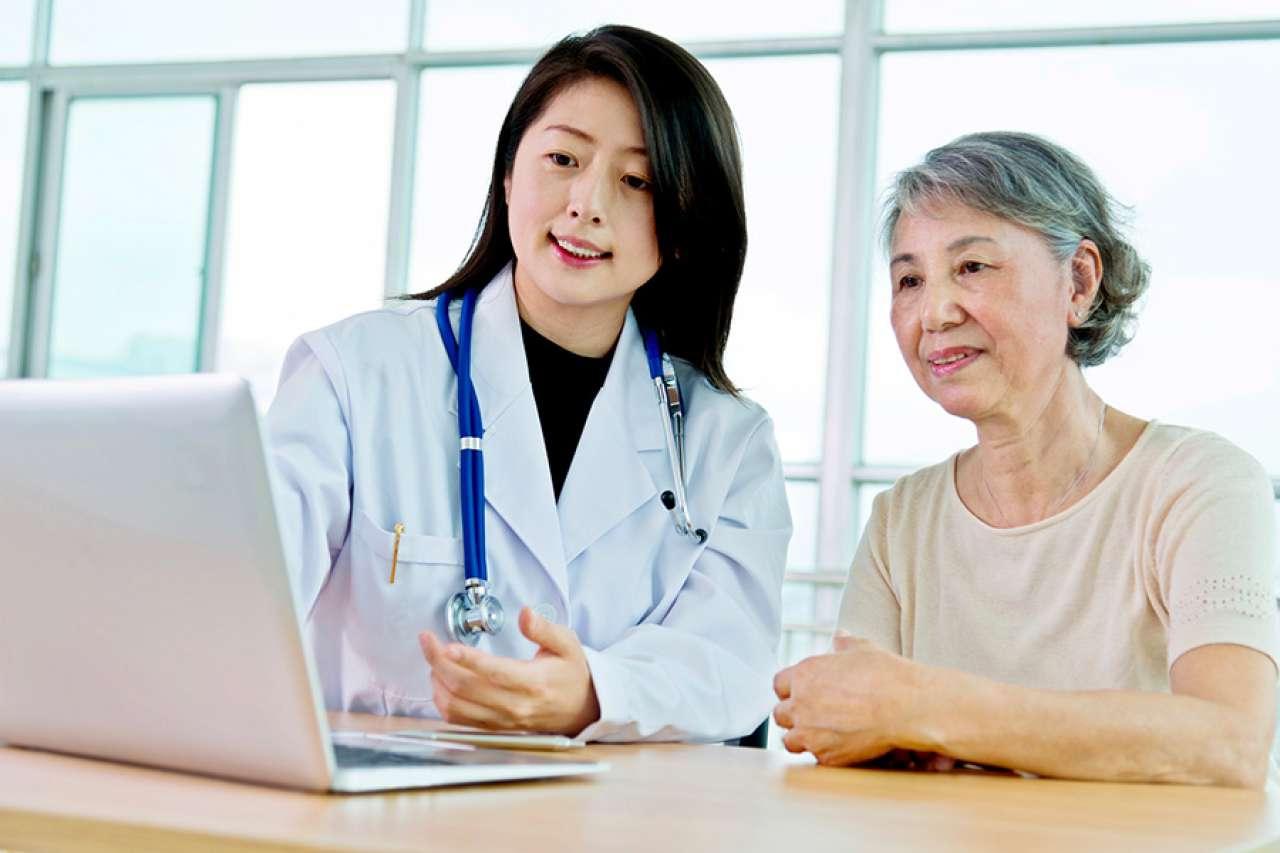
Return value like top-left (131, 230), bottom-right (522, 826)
top-left (1, 712), bottom-right (1276, 852)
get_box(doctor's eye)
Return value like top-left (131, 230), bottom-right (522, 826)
top-left (622, 174), bottom-right (651, 191)
top-left (547, 152), bottom-right (576, 168)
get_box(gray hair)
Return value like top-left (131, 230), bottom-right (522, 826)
top-left (881, 131), bottom-right (1150, 367)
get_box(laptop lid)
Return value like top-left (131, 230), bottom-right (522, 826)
top-left (0, 375), bottom-right (336, 790)
top-left (0, 374), bottom-right (606, 793)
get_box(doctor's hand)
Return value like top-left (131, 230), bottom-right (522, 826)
top-left (418, 607), bottom-right (600, 736)
top-left (772, 634), bottom-right (947, 767)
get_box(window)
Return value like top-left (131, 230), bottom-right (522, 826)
top-left (50, 0), bottom-right (410, 64)
top-left (0, 81), bottom-right (26, 376)
top-left (409, 66), bottom-right (528, 295)
top-left (785, 481), bottom-right (820, 570)
top-left (409, 56), bottom-right (841, 464)
top-left (709, 56), bottom-right (840, 464)
top-left (423, 0), bottom-right (843, 51)
top-left (217, 81), bottom-right (396, 405)
top-left (46, 96), bottom-right (214, 378)
top-left (2, 2), bottom-right (1276, 743)
top-left (884, 0), bottom-right (1280, 32)
top-left (865, 41), bottom-right (1280, 473)
top-left (0, 0), bottom-right (35, 65)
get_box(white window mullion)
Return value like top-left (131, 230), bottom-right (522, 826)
top-left (198, 85), bottom-right (237, 371)
top-left (814, 0), bottom-right (883, 573)
top-left (382, 64), bottom-right (420, 298)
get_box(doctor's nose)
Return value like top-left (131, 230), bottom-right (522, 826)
top-left (567, 173), bottom-right (606, 226)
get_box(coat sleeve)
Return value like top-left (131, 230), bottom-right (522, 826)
top-left (576, 416), bottom-right (792, 743)
top-left (264, 332), bottom-right (354, 619)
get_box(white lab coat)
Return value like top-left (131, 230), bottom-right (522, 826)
top-left (266, 265), bottom-right (791, 742)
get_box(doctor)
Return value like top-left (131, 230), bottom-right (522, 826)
top-left (267, 25), bottom-right (791, 742)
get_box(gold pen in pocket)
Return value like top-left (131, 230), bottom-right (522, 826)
top-left (389, 522), bottom-right (405, 584)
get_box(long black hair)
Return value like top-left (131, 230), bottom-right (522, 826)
top-left (408, 25), bottom-right (747, 394)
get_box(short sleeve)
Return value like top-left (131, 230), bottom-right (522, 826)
top-left (1153, 434), bottom-right (1279, 673)
top-left (836, 489), bottom-right (902, 654)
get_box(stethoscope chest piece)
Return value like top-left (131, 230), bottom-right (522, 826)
top-left (447, 578), bottom-right (505, 646)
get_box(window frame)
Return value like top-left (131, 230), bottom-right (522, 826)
top-left (2, 0), bottom-right (1277, 645)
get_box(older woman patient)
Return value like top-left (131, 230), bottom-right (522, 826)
top-left (773, 132), bottom-right (1278, 788)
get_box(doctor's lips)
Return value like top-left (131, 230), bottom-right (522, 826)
top-left (926, 346), bottom-right (983, 377)
top-left (549, 233), bottom-right (612, 266)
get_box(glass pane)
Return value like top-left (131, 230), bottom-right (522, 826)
top-left (856, 482), bottom-right (892, 545)
top-left (218, 81), bottom-right (395, 406)
top-left (780, 580), bottom-right (814, 628)
top-left (884, 0), bottom-right (1280, 32)
top-left (409, 66), bottom-right (529, 295)
top-left (0, 0), bottom-right (35, 65)
top-left (1275, 500), bottom-right (1280, 564)
top-left (424, 0), bottom-right (844, 51)
top-left (0, 82), bottom-right (27, 376)
top-left (779, 481), bottom-right (822, 682)
top-left (784, 480), bottom-right (819, 570)
top-left (864, 42), bottom-right (1280, 474)
top-left (711, 56), bottom-right (840, 464)
top-left (1273, 497), bottom-right (1280, 598)
top-left (411, 57), bottom-right (842, 465)
top-left (778, 629), bottom-right (833, 672)
top-left (50, 0), bottom-right (409, 64)
top-left (47, 97), bottom-right (214, 378)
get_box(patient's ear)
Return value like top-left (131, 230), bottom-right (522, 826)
top-left (1068, 239), bottom-right (1103, 326)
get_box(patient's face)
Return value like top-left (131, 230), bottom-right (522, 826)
top-left (888, 201), bottom-right (1078, 424)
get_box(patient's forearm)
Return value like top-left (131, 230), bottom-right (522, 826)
top-left (906, 667), bottom-right (1273, 789)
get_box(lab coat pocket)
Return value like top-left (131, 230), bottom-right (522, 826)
top-left (352, 508), bottom-right (464, 568)
top-left (348, 508), bottom-right (464, 706)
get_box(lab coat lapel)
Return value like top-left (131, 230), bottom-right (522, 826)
top-left (557, 311), bottom-right (665, 566)
top-left (452, 267), bottom-right (569, 598)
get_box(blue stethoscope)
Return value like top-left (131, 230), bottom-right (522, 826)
top-left (435, 288), bottom-right (706, 646)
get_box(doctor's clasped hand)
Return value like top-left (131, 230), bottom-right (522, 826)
top-left (421, 607), bottom-right (600, 736)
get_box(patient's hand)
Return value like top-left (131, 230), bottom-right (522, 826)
top-left (863, 749), bottom-right (957, 772)
top-left (419, 607), bottom-right (600, 736)
top-left (771, 635), bottom-right (940, 767)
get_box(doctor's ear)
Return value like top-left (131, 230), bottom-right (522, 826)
top-left (503, 173), bottom-right (512, 206)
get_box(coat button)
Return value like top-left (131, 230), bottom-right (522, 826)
top-left (533, 602), bottom-right (559, 623)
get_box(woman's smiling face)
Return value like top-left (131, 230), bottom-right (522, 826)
top-left (504, 76), bottom-right (661, 323)
top-left (888, 201), bottom-right (1083, 424)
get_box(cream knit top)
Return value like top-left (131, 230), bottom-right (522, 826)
top-left (838, 423), bottom-right (1279, 690)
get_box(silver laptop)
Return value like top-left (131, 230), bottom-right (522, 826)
top-left (0, 374), bottom-right (606, 792)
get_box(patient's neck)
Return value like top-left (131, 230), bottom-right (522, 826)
top-left (967, 362), bottom-right (1107, 526)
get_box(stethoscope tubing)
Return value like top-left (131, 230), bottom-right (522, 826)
top-left (437, 289), bottom-right (488, 584)
top-left (644, 331), bottom-right (704, 542)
